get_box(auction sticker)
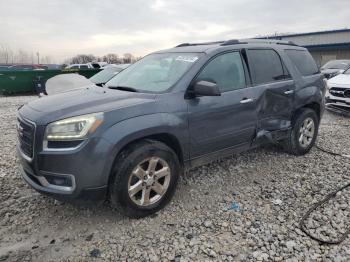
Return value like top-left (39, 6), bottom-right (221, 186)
top-left (175, 56), bottom-right (198, 63)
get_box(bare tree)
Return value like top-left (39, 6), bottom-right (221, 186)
top-left (0, 44), bottom-right (54, 65)
top-left (102, 53), bottom-right (120, 64)
top-left (123, 53), bottom-right (134, 63)
top-left (70, 54), bottom-right (96, 64)
top-left (41, 55), bottom-right (52, 64)
top-left (0, 44), bottom-right (13, 64)
top-left (17, 49), bottom-right (29, 63)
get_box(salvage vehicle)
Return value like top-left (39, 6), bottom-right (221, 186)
top-left (17, 39), bottom-right (325, 217)
top-left (45, 64), bottom-right (130, 95)
top-left (321, 60), bottom-right (350, 79)
top-left (89, 64), bottom-right (130, 86)
top-left (325, 66), bottom-right (350, 114)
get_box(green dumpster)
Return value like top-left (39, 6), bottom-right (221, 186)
top-left (0, 69), bottom-right (101, 95)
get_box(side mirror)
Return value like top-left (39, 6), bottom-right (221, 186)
top-left (191, 80), bottom-right (221, 97)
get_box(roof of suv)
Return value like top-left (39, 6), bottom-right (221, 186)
top-left (156, 39), bottom-right (306, 54)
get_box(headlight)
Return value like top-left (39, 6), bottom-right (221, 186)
top-left (324, 79), bottom-right (331, 91)
top-left (44, 113), bottom-right (103, 146)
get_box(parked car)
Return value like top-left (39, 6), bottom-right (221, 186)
top-left (65, 62), bottom-right (109, 70)
top-left (17, 39), bottom-right (325, 217)
top-left (90, 62), bottom-right (108, 69)
top-left (89, 64), bottom-right (130, 86)
top-left (8, 64), bottom-right (47, 71)
top-left (325, 66), bottom-right (350, 114)
top-left (321, 60), bottom-right (350, 79)
top-left (65, 64), bottom-right (93, 69)
top-left (45, 64), bottom-right (130, 95)
top-left (45, 74), bottom-right (93, 95)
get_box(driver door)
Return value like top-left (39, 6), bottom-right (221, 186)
top-left (187, 51), bottom-right (257, 159)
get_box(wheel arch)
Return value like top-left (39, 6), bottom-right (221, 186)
top-left (292, 102), bottom-right (321, 125)
top-left (102, 113), bottom-right (188, 189)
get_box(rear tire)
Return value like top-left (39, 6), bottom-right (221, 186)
top-left (109, 139), bottom-right (181, 218)
top-left (283, 108), bottom-right (319, 155)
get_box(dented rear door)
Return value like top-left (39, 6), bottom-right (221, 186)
top-left (246, 48), bottom-right (295, 132)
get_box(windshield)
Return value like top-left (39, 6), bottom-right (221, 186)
top-left (106, 52), bottom-right (202, 92)
top-left (322, 60), bottom-right (350, 70)
top-left (90, 67), bottom-right (122, 84)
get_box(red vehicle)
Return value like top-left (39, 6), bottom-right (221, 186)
top-left (8, 64), bottom-right (48, 71)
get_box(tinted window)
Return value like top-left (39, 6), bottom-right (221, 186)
top-left (80, 65), bottom-right (89, 69)
top-left (285, 50), bottom-right (318, 76)
top-left (196, 52), bottom-right (245, 92)
top-left (247, 49), bottom-right (287, 85)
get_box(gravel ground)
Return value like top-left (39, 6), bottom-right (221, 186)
top-left (0, 95), bottom-right (350, 261)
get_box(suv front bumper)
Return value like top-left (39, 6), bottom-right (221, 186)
top-left (17, 135), bottom-right (115, 204)
top-left (325, 91), bottom-right (350, 116)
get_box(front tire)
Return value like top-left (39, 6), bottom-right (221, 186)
top-left (109, 140), bottom-right (181, 218)
top-left (283, 108), bottom-right (319, 155)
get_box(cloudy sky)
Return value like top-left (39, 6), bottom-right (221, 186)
top-left (1, 0), bottom-right (349, 62)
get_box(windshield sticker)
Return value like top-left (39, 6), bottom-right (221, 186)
top-left (176, 56), bottom-right (198, 63)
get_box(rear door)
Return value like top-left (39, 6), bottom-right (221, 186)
top-left (245, 48), bottom-right (295, 131)
top-left (187, 51), bottom-right (257, 158)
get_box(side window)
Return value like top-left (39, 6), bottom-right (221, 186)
top-left (196, 52), bottom-right (246, 92)
top-left (71, 65), bottom-right (79, 69)
top-left (80, 65), bottom-right (89, 69)
top-left (285, 49), bottom-right (319, 76)
top-left (247, 49), bottom-right (288, 85)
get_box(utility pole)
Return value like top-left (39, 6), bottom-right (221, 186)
top-left (36, 52), bottom-right (40, 64)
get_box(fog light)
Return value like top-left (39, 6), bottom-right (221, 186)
top-left (44, 175), bottom-right (73, 187)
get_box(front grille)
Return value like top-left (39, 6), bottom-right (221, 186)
top-left (329, 87), bottom-right (350, 98)
top-left (17, 117), bottom-right (35, 159)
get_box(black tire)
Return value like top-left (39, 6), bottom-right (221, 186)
top-left (283, 108), bottom-right (319, 155)
top-left (109, 139), bottom-right (181, 218)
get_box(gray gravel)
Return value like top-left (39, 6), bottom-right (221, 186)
top-left (0, 95), bottom-right (350, 261)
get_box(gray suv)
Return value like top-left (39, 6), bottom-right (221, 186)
top-left (17, 39), bottom-right (325, 217)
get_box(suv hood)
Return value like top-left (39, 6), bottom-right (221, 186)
top-left (321, 68), bottom-right (343, 74)
top-left (328, 74), bottom-right (350, 87)
top-left (21, 86), bottom-right (157, 124)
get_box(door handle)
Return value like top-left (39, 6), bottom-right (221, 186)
top-left (240, 98), bottom-right (254, 104)
top-left (284, 90), bottom-right (294, 95)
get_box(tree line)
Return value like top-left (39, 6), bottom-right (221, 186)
top-left (64, 53), bottom-right (142, 65)
top-left (0, 44), bottom-right (52, 64)
top-left (0, 43), bottom-right (141, 65)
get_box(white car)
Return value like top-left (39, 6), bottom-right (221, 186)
top-left (65, 64), bottom-right (93, 69)
top-left (65, 62), bottom-right (108, 69)
top-left (325, 67), bottom-right (350, 114)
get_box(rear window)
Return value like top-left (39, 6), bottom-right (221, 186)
top-left (285, 50), bottom-right (318, 76)
top-left (247, 49), bottom-right (289, 85)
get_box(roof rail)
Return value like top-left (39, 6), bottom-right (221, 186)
top-left (220, 39), bottom-right (242, 46)
top-left (238, 39), bottom-right (298, 46)
top-left (175, 41), bottom-right (224, 47)
top-left (175, 39), bottom-right (298, 48)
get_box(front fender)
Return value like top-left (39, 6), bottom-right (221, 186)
top-left (98, 113), bottom-right (189, 183)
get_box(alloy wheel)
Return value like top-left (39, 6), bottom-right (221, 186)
top-left (128, 157), bottom-right (171, 206)
top-left (298, 117), bottom-right (315, 148)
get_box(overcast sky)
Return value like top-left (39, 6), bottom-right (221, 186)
top-left (1, 0), bottom-right (349, 62)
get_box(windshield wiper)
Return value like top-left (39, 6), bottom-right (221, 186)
top-left (108, 86), bottom-right (139, 92)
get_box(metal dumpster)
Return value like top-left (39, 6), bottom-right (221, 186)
top-left (0, 69), bottom-right (101, 95)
